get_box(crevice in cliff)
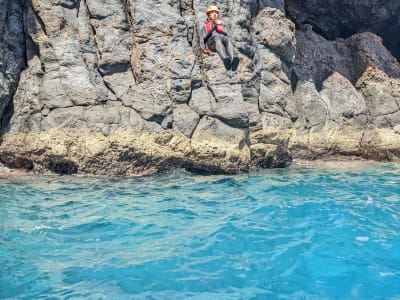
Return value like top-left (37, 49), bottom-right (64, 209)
top-left (83, 3), bottom-right (100, 59)
top-left (124, 0), bottom-right (139, 84)
top-left (28, 1), bottom-right (47, 36)
top-left (25, 1), bottom-right (46, 76)
top-left (0, 0), bottom-right (9, 37)
top-left (76, 0), bottom-right (81, 18)
top-left (178, 0), bottom-right (184, 17)
top-left (0, 99), bottom-right (16, 134)
top-left (0, 0), bottom-right (27, 134)
top-left (83, 0), bottom-right (118, 100)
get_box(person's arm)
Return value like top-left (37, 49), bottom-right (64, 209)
top-left (201, 22), bottom-right (214, 56)
top-left (215, 19), bottom-right (228, 35)
top-left (203, 21), bottom-right (215, 45)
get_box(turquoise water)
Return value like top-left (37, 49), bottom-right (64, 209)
top-left (1, 163), bottom-right (400, 299)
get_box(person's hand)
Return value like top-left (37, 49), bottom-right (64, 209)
top-left (203, 48), bottom-right (213, 56)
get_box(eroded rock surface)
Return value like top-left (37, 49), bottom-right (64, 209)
top-left (0, 0), bottom-right (400, 175)
top-left (285, 0), bottom-right (400, 62)
top-left (0, 0), bottom-right (26, 129)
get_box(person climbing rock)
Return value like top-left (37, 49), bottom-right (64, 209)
top-left (202, 5), bottom-right (239, 71)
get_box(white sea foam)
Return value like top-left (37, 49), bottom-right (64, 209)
top-left (33, 225), bottom-right (53, 232)
top-left (355, 236), bottom-right (370, 242)
top-left (379, 272), bottom-right (396, 277)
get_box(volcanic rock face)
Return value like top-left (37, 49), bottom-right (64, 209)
top-left (0, 0), bottom-right (26, 129)
top-left (0, 0), bottom-right (400, 175)
top-left (285, 0), bottom-right (400, 63)
top-left (289, 0), bottom-right (400, 131)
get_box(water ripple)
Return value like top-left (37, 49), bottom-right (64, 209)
top-left (1, 164), bottom-right (400, 299)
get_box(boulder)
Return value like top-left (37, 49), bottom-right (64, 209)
top-left (356, 67), bottom-right (400, 127)
top-left (252, 7), bottom-right (296, 64)
top-left (320, 72), bottom-right (367, 128)
top-left (293, 80), bottom-right (327, 130)
top-left (190, 116), bottom-right (250, 173)
top-left (172, 104), bottom-right (200, 138)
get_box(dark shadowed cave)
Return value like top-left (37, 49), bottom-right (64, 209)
top-left (284, 0), bottom-right (400, 63)
top-left (284, 0), bottom-right (400, 90)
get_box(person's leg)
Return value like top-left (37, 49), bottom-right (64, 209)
top-left (222, 35), bottom-right (235, 61)
top-left (214, 35), bottom-right (228, 59)
top-left (214, 35), bottom-right (231, 70)
top-left (222, 35), bottom-right (240, 71)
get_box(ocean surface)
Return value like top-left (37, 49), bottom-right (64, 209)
top-left (1, 163), bottom-right (399, 299)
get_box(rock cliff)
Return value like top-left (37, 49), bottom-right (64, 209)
top-left (0, 0), bottom-right (400, 175)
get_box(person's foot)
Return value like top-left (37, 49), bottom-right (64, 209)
top-left (223, 57), bottom-right (231, 70)
top-left (231, 57), bottom-right (239, 71)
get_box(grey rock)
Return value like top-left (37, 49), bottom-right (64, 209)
top-left (258, 0), bottom-right (284, 12)
top-left (256, 48), bottom-right (290, 81)
top-left (41, 106), bottom-right (86, 130)
top-left (209, 84), bottom-right (249, 128)
top-left (192, 115), bottom-right (247, 143)
top-left (294, 80), bottom-right (327, 130)
top-left (27, 1), bottom-right (115, 111)
top-left (228, 0), bottom-right (254, 57)
top-left (203, 54), bottom-right (235, 86)
top-left (285, 0), bottom-right (400, 62)
top-left (2, 0), bottom-right (400, 174)
top-left (142, 120), bottom-right (164, 133)
top-left (83, 105), bottom-right (122, 127)
top-left (356, 67), bottom-right (400, 127)
top-left (103, 73), bottom-right (134, 99)
top-left (121, 84), bottom-right (172, 122)
top-left (244, 97), bottom-right (261, 128)
top-left (161, 114), bottom-right (173, 130)
top-left (0, 0), bottom-right (26, 127)
top-left (190, 62), bottom-right (203, 90)
top-left (128, 109), bottom-right (145, 131)
top-left (261, 112), bottom-right (293, 129)
top-left (9, 56), bottom-right (42, 132)
top-left (259, 73), bottom-right (292, 117)
top-left (167, 78), bottom-right (192, 104)
top-left (102, 125), bottom-right (111, 137)
top-left (372, 112), bottom-right (400, 128)
top-left (251, 8), bottom-right (296, 129)
top-left (293, 29), bottom-right (400, 90)
top-left (84, 0), bottom-right (135, 97)
top-left (252, 7), bottom-right (296, 64)
top-left (320, 72), bottom-right (367, 128)
top-left (173, 104), bottom-right (200, 138)
top-left (5, 0), bottom-right (300, 139)
top-left (189, 87), bottom-right (213, 116)
top-left (394, 124), bottom-right (400, 134)
top-left (190, 85), bottom-right (249, 128)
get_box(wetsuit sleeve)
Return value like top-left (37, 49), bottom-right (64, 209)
top-left (220, 20), bottom-right (228, 35)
